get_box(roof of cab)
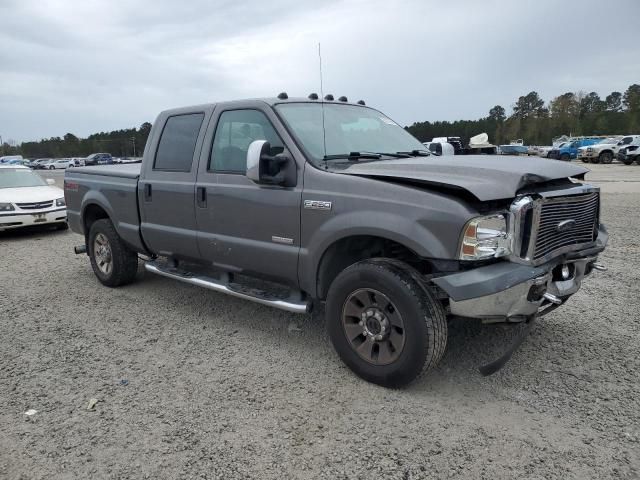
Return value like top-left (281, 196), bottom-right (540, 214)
top-left (158, 96), bottom-right (370, 116)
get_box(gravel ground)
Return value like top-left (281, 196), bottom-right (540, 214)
top-left (1, 163), bottom-right (639, 479)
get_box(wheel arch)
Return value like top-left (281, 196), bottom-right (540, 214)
top-left (314, 234), bottom-right (428, 300)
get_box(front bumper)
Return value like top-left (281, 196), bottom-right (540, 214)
top-left (577, 151), bottom-right (597, 160)
top-left (433, 226), bottom-right (608, 321)
top-left (0, 208), bottom-right (67, 230)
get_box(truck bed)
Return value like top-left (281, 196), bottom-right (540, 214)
top-left (65, 163), bottom-right (146, 253)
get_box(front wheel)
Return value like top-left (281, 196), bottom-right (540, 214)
top-left (49, 165), bottom-right (55, 170)
top-left (88, 218), bottom-right (138, 287)
top-left (599, 152), bottom-right (613, 164)
top-left (560, 153), bottom-right (570, 161)
top-left (326, 259), bottom-right (447, 387)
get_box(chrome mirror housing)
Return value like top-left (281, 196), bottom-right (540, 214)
top-left (246, 140), bottom-right (270, 184)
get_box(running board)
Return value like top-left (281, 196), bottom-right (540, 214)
top-left (144, 262), bottom-right (310, 314)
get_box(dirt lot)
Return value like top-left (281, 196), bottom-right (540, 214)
top-left (1, 163), bottom-right (639, 479)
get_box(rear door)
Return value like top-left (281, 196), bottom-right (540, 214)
top-left (139, 109), bottom-right (211, 259)
top-left (194, 102), bottom-right (303, 286)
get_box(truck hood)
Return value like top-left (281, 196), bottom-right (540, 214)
top-left (0, 185), bottom-right (64, 204)
top-left (339, 155), bottom-right (589, 201)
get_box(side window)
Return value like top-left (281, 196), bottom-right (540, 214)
top-left (154, 113), bottom-right (204, 171)
top-left (210, 109), bottom-right (284, 173)
top-left (622, 137), bottom-right (632, 145)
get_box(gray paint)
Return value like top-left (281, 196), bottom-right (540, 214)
top-left (340, 156), bottom-right (588, 201)
top-left (65, 98), bottom-right (600, 301)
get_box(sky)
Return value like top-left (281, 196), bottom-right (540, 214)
top-left (1, 0), bottom-right (639, 143)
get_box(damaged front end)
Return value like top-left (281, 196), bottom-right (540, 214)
top-left (431, 183), bottom-right (609, 374)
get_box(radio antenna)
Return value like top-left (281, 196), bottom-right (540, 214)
top-left (318, 42), bottom-right (327, 163)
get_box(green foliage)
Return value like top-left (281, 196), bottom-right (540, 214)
top-left (406, 84), bottom-right (640, 146)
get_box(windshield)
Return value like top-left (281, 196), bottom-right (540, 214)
top-left (275, 103), bottom-right (426, 162)
top-left (600, 138), bottom-right (618, 144)
top-left (0, 168), bottom-right (48, 188)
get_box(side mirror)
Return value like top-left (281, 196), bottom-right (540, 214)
top-left (46, 178), bottom-right (55, 185)
top-left (246, 140), bottom-right (296, 187)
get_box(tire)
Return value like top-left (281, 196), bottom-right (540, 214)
top-left (49, 165), bottom-right (55, 170)
top-left (55, 222), bottom-right (69, 231)
top-left (88, 218), bottom-right (138, 287)
top-left (621, 157), bottom-right (634, 165)
top-left (581, 157), bottom-right (589, 163)
top-left (326, 259), bottom-right (447, 388)
top-left (599, 152), bottom-right (613, 164)
top-left (560, 153), bottom-right (570, 161)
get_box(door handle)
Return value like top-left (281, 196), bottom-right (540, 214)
top-left (144, 183), bottom-right (152, 201)
top-left (196, 186), bottom-right (207, 208)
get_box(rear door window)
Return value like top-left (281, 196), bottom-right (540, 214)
top-left (154, 113), bottom-right (205, 171)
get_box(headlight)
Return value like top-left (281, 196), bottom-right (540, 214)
top-left (459, 214), bottom-right (511, 260)
top-left (55, 197), bottom-right (66, 207)
top-left (586, 147), bottom-right (593, 152)
top-left (0, 202), bottom-right (15, 212)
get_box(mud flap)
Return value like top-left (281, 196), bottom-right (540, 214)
top-left (478, 303), bottom-right (560, 376)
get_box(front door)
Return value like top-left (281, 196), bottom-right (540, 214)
top-left (139, 111), bottom-right (209, 260)
top-left (194, 106), bottom-right (302, 286)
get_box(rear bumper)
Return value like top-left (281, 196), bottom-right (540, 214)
top-left (0, 208), bottom-right (67, 230)
top-left (433, 225), bottom-right (608, 321)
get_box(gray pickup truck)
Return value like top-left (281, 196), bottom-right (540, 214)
top-left (65, 94), bottom-right (608, 387)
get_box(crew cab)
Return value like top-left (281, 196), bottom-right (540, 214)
top-left (577, 137), bottom-right (622, 164)
top-left (65, 95), bottom-right (608, 387)
top-left (0, 165), bottom-right (67, 230)
top-left (548, 138), bottom-right (601, 160)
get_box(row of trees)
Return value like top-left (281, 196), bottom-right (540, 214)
top-left (407, 84), bottom-right (640, 146)
top-left (1, 123), bottom-right (152, 159)
top-left (3, 84), bottom-right (639, 157)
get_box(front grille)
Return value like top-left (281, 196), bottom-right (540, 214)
top-left (533, 192), bottom-right (599, 261)
top-left (16, 201), bottom-right (53, 210)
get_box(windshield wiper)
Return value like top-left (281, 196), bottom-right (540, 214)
top-left (323, 152), bottom-right (382, 161)
top-left (396, 149), bottom-right (432, 157)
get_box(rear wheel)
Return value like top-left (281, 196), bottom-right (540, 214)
top-left (49, 165), bottom-right (55, 170)
top-left (88, 218), bottom-right (138, 287)
top-left (599, 152), bottom-right (613, 164)
top-left (560, 153), bottom-right (570, 161)
top-left (326, 259), bottom-right (447, 387)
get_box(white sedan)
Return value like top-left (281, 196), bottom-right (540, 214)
top-left (44, 158), bottom-right (75, 169)
top-left (0, 165), bottom-right (68, 231)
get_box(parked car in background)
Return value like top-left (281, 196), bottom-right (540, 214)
top-left (70, 157), bottom-right (85, 167)
top-left (0, 155), bottom-right (24, 164)
top-left (7, 159), bottom-right (32, 167)
top-left (617, 145), bottom-right (640, 165)
top-left (0, 165), bottom-right (67, 231)
top-left (548, 138), bottom-right (601, 160)
top-left (611, 135), bottom-right (640, 159)
top-left (45, 158), bottom-right (76, 169)
top-left (432, 137), bottom-right (464, 154)
top-left (577, 137), bottom-right (622, 164)
top-left (84, 153), bottom-right (113, 166)
top-left (31, 158), bottom-right (52, 169)
top-left (423, 141), bottom-right (454, 156)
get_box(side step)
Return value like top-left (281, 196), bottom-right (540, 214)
top-left (144, 262), bottom-right (310, 314)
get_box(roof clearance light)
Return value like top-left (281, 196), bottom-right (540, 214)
top-left (324, 94), bottom-right (334, 101)
top-left (308, 93), bottom-right (319, 100)
top-left (277, 92), bottom-right (288, 99)
top-left (338, 96), bottom-right (348, 102)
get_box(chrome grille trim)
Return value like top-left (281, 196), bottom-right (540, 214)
top-left (509, 185), bottom-right (600, 266)
top-left (16, 201), bottom-right (54, 210)
top-left (533, 192), bottom-right (599, 261)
